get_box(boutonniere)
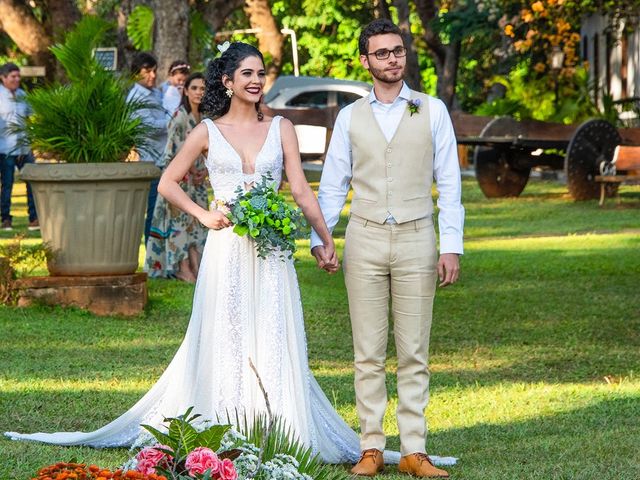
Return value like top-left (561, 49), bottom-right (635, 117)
top-left (407, 98), bottom-right (422, 116)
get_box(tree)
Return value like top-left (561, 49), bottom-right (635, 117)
top-left (154, 0), bottom-right (190, 79)
top-left (393, 0), bottom-right (423, 90)
top-left (244, 0), bottom-right (283, 88)
top-left (0, 0), bottom-right (81, 78)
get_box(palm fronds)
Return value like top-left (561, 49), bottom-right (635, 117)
top-left (224, 410), bottom-right (347, 480)
top-left (18, 16), bottom-right (152, 163)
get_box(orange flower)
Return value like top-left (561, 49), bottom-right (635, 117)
top-left (531, 1), bottom-right (544, 12)
top-left (505, 24), bottom-right (515, 37)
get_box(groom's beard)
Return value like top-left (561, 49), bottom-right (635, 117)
top-left (368, 62), bottom-right (405, 84)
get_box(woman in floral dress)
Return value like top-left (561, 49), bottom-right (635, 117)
top-left (145, 72), bottom-right (209, 282)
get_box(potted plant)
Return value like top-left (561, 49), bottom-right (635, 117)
top-left (18, 16), bottom-right (160, 276)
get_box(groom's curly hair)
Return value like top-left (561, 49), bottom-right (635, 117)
top-left (358, 19), bottom-right (402, 56)
top-left (201, 42), bottom-right (264, 119)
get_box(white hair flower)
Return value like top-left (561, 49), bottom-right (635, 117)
top-left (217, 41), bottom-right (231, 54)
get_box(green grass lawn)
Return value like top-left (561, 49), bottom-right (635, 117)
top-left (1, 177), bottom-right (639, 479)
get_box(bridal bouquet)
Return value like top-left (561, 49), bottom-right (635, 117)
top-left (222, 173), bottom-right (306, 259)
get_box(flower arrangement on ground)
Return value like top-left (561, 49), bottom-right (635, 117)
top-left (32, 364), bottom-right (347, 480)
top-left (120, 407), bottom-right (346, 480)
top-left (223, 173), bottom-right (306, 259)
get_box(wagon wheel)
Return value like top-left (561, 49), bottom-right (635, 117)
top-left (473, 117), bottom-right (531, 198)
top-left (565, 119), bottom-right (621, 200)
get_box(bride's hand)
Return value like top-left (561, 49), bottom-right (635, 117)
top-left (198, 210), bottom-right (232, 230)
top-left (314, 241), bottom-right (339, 274)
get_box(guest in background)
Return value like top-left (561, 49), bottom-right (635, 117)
top-left (0, 62), bottom-right (38, 231)
top-left (161, 60), bottom-right (190, 116)
top-left (126, 52), bottom-right (171, 243)
top-left (145, 72), bottom-right (208, 282)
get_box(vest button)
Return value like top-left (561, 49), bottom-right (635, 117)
top-left (387, 163), bottom-right (392, 168)
top-left (386, 148), bottom-right (392, 153)
top-left (388, 177), bottom-right (393, 182)
top-left (388, 191), bottom-right (393, 196)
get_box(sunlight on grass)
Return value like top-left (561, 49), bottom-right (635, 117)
top-left (1, 378), bottom-right (155, 393)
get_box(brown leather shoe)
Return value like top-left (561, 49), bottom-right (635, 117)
top-left (398, 453), bottom-right (449, 478)
top-left (350, 448), bottom-right (384, 476)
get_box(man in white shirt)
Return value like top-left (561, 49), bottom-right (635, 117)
top-left (310, 19), bottom-right (464, 478)
top-left (126, 52), bottom-right (171, 243)
top-left (0, 62), bottom-right (39, 231)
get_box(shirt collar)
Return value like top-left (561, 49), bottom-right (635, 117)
top-left (368, 82), bottom-right (411, 105)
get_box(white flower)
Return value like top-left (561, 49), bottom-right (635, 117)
top-left (217, 41), bottom-right (231, 54)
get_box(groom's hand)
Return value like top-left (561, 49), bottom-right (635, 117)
top-left (311, 246), bottom-right (340, 273)
top-left (437, 253), bottom-right (460, 287)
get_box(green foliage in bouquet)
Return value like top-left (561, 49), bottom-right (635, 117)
top-left (142, 407), bottom-right (232, 466)
top-left (226, 174), bottom-right (306, 259)
top-left (17, 16), bottom-right (152, 163)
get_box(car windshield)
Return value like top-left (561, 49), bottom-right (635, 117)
top-left (285, 90), bottom-right (329, 108)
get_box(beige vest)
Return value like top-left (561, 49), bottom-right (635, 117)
top-left (348, 91), bottom-right (434, 224)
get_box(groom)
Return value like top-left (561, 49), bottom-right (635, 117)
top-left (311, 19), bottom-right (464, 478)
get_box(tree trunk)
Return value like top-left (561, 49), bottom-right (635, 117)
top-left (413, 0), bottom-right (460, 108)
top-left (47, 0), bottom-right (81, 40)
top-left (374, 0), bottom-right (392, 19)
top-left (153, 0), bottom-right (190, 82)
top-left (395, 0), bottom-right (423, 91)
top-left (437, 42), bottom-right (460, 108)
top-left (196, 0), bottom-right (244, 33)
top-left (115, 0), bottom-right (139, 72)
top-left (0, 0), bottom-right (53, 72)
top-left (244, 0), bottom-right (283, 89)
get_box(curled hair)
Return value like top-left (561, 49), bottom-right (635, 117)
top-left (358, 19), bottom-right (402, 56)
top-left (201, 42), bottom-right (264, 119)
top-left (180, 72), bottom-right (205, 114)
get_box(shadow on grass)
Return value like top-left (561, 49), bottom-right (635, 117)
top-left (425, 396), bottom-right (640, 480)
top-left (2, 396), bottom-right (638, 480)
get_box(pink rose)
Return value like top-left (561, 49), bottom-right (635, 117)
top-left (219, 458), bottom-right (237, 480)
top-left (185, 447), bottom-right (221, 476)
top-left (135, 444), bottom-right (171, 474)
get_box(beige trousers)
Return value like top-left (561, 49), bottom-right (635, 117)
top-left (343, 214), bottom-right (438, 456)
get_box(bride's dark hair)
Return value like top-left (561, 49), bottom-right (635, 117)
top-left (201, 42), bottom-right (265, 119)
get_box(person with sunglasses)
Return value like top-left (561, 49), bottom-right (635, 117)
top-left (311, 18), bottom-right (464, 478)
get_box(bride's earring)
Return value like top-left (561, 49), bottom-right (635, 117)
top-left (225, 87), bottom-right (234, 98)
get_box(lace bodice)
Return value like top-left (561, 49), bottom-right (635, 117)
top-left (203, 116), bottom-right (283, 203)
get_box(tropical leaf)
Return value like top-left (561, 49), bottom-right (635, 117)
top-left (127, 5), bottom-right (155, 51)
top-left (140, 424), bottom-right (174, 449)
top-left (50, 16), bottom-right (112, 83)
top-left (194, 424), bottom-right (231, 451)
top-left (168, 417), bottom-right (200, 457)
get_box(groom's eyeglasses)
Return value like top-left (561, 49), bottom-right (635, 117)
top-left (366, 46), bottom-right (407, 60)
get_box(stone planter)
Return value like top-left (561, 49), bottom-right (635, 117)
top-left (20, 162), bottom-right (161, 276)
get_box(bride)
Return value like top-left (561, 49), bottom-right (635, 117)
top-left (5, 42), bottom-right (383, 465)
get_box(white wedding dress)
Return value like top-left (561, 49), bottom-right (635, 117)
top-left (5, 116), bottom-right (455, 466)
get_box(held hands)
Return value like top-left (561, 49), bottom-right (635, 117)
top-left (437, 253), bottom-right (460, 287)
top-left (199, 210), bottom-right (232, 231)
top-left (311, 244), bottom-right (340, 274)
